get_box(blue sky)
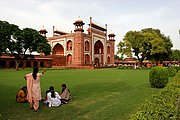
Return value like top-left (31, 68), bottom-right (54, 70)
top-left (0, 0), bottom-right (180, 53)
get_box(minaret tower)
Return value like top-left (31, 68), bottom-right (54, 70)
top-left (73, 17), bottom-right (85, 66)
top-left (73, 17), bottom-right (85, 32)
top-left (39, 26), bottom-right (48, 37)
top-left (108, 32), bottom-right (116, 64)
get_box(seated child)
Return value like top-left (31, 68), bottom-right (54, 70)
top-left (16, 86), bottom-right (28, 103)
top-left (60, 84), bottom-right (71, 104)
top-left (46, 86), bottom-right (61, 107)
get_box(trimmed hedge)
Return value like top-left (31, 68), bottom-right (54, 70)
top-left (130, 71), bottom-right (180, 120)
top-left (149, 66), bottom-right (169, 88)
top-left (173, 66), bottom-right (180, 72)
top-left (117, 66), bottom-right (134, 69)
top-left (117, 66), bottom-right (149, 70)
top-left (168, 67), bottom-right (178, 77)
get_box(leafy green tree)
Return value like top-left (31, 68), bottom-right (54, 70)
top-left (0, 20), bottom-right (51, 70)
top-left (170, 49), bottom-right (180, 61)
top-left (114, 54), bottom-right (123, 60)
top-left (117, 41), bottom-right (128, 59)
top-left (143, 28), bottom-right (173, 62)
top-left (117, 28), bottom-right (173, 66)
top-left (0, 20), bottom-right (19, 55)
top-left (117, 30), bottom-right (151, 66)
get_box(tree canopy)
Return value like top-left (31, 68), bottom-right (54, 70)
top-left (117, 28), bottom-right (173, 66)
top-left (0, 20), bottom-right (51, 70)
top-left (170, 49), bottom-right (180, 61)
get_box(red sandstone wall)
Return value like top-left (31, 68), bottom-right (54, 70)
top-left (109, 40), bottom-right (115, 64)
top-left (73, 32), bottom-right (85, 66)
top-left (52, 55), bottom-right (66, 66)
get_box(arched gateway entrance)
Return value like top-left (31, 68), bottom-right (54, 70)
top-left (94, 40), bottom-right (104, 66)
top-left (94, 40), bottom-right (103, 54)
top-left (94, 58), bottom-right (99, 66)
top-left (52, 43), bottom-right (64, 55)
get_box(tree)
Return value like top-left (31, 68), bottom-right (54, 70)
top-left (170, 49), bottom-right (180, 61)
top-left (0, 20), bottom-right (51, 70)
top-left (142, 28), bottom-right (173, 62)
top-left (0, 20), bottom-right (19, 55)
top-left (117, 28), bottom-right (173, 66)
top-left (117, 30), bottom-right (151, 66)
top-left (117, 41), bottom-right (129, 59)
top-left (114, 54), bottom-right (123, 60)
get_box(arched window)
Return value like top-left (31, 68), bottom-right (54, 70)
top-left (9, 60), bottom-right (15, 68)
top-left (19, 61), bottom-right (24, 68)
top-left (67, 54), bottom-right (72, 65)
top-left (33, 61), bottom-right (38, 67)
top-left (107, 46), bottom-right (110, 54)
top-left (40, 61), bottom-right (44, 68)
top-left (94, 40), bottom-right (103, 54)
top-left (52, 43), bottom-right (64, 55)
top-left (67, 40), bottom-right (72, 51)
top-left (26, 61), bottom-right (31, 68)
top-left (85, 41), bottom-right (90, 51)
top-left (85, 54), bottom-right (90, 65)
top-left (0, 60), bottom-right (6, 68)
top-left (107, 56), bottom-right (110, 64)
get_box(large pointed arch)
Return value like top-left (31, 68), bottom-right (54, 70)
top-left (94, 40), bottom-right (104, 54)
top-left (94, 58), bottom-right (100, 66)
top-left (52, 43), bottom-right (64, 55)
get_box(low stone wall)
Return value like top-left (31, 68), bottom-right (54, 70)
top-left (52, 65), bottom-right (116, 69)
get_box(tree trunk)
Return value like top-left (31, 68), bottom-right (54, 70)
top-left (15, 60), bottom-right (20, 70)
top-left (139, 60), bottom-right (143, 67)
top-left (136, 55), bottom-right (144, 67)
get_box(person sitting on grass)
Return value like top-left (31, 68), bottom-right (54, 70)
top-left (46, 86), bottom-right (61, 107)
top-left (60, 84), bottom-right (71, 104)
top-left (16, 86), bottom-right (28, 103)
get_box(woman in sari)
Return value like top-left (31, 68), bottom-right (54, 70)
top-left (24, 67), bottom-right (46, 112)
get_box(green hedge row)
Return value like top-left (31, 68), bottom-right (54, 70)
top-left (117, 66), bottom-right (149, 70)
top-left (130, 71), bottom-right (180, 120)
top-left (117, 66), bottom-right (134, 69)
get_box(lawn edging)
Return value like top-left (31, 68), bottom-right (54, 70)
top-left (130, 71), bottom-right (180, 120)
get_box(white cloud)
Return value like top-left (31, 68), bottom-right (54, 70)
top-left (0, 0), bottom-right (180, 52)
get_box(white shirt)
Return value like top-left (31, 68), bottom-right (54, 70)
top-left (46, 92), bottom-right (61, 107)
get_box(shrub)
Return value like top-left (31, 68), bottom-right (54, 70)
top-left (173, 66), bottom-right (180, 72)
top-left (130, 71), bottom-right (180, 120)
top-left (117, 66), bottom-right (149, 70)
top-left (117, 66), bottom-right (133, 69)
top-left (149, 66), bottom-right (169, 88)
top-left (168, 67), bottom-right (177, 77)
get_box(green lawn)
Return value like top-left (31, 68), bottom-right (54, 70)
top-left (0, 68), bottom-right (161, 120)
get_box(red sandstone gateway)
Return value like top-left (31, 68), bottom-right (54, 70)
top-left (0, 17), bottom-right (115, 69)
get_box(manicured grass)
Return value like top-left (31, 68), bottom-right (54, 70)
top-left (0, 68), bottom-right (161, 120)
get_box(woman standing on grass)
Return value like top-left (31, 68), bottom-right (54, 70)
top-left (24, 67), bottom-right (46, 112)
